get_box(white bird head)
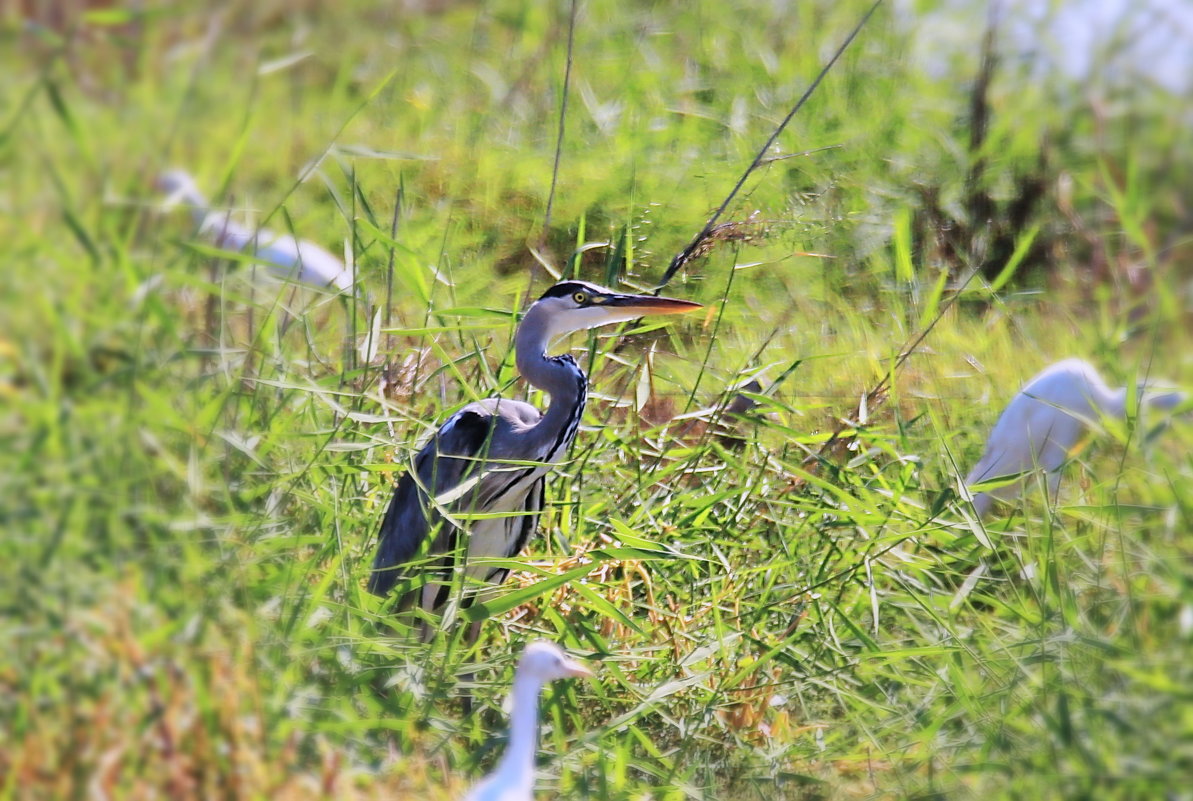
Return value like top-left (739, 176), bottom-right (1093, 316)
top-left (517, 640), bottom-right (593, 683)
top-left (155, 168), bottom-right (207, 209)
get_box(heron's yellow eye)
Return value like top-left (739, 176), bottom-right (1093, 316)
top-left (572, 291), bottom-right (589, 305)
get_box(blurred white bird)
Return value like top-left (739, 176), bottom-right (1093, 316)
top-left (966, 358), bottom-right (1186, 517)
top-left (155, 168), bottom-right (355, 293)
top-left (463, 641), bottom-right (593, 801)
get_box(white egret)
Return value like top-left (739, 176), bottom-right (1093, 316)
top-left (463, 641), bottom-right (593, 801)
top-left (155, 169), bottom-right (355, 293)
top-left (965, 358), bottom-right (1186, 517)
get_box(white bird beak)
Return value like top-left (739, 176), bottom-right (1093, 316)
top-left (563, 657), bottom-right (595, 679)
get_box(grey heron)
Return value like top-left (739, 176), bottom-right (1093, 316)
top-left (155, 169), bottom-right (356, 293)
top-left (461, 641), bottom-right (592, 801)
top-left (368, 280), bottom-right (700, 615)
top-left (965, 358), bottom-right (1185, 517)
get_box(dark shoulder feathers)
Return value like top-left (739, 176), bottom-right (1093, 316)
top-left (367, 408), bottom-right (498, 597)
top-left (436, 408), bottom-right (495, 451)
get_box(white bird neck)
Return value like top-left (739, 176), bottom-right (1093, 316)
top-left (1103, 387), bottom-right (1129, 419)
top-left (168, 184), bottom-right (211, 228)
top-left (490, 671), bottom-right (547, 791)
top-left (193, 205), bottom-right (221, 231)
top-left (1065, 367), bottom-right (1127, 420)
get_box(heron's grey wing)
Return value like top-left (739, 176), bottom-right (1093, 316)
top-left (461, 398), bottom-right (546, 511)
top-left (482, 475), bottom-right (546, 588)
top-left (368, 408), bottom-right (496, 597)
top-left (517, 475), bottom-right (546, 555)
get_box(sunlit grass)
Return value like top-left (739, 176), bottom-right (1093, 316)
top-left (2, 1), bottom-right (1191, 799)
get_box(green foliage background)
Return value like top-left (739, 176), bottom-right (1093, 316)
top-left (2, 1), bottom-right (1191, 798)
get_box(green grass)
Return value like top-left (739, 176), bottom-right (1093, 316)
top-left (3, 1), bottom-right (1192, 799)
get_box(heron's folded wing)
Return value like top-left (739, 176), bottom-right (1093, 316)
top-left (368, 409), bottom-right (494, 597)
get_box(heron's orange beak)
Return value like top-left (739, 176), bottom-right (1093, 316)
top-left (604, 293), bottom-right (702, 315)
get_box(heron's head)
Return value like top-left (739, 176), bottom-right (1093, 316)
top-left (155, 168), bottom-right (206, 208)
top-left (519, 640), bottom-right (594, 682)
top-left (527, 280), bottom-right (701, 344)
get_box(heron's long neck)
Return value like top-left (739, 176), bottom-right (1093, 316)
top-left (515, 308), bottom-right (588, 458)
top-left (493, 673), bottom-right (545, 785)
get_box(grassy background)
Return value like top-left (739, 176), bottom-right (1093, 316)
top-left (3, 0), bottom-right (1192, 798)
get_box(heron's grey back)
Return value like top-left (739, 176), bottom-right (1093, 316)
top-left (368, 399), bottom-right (546, 598)
top-left (368, 408), bottom-right (496, 596)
